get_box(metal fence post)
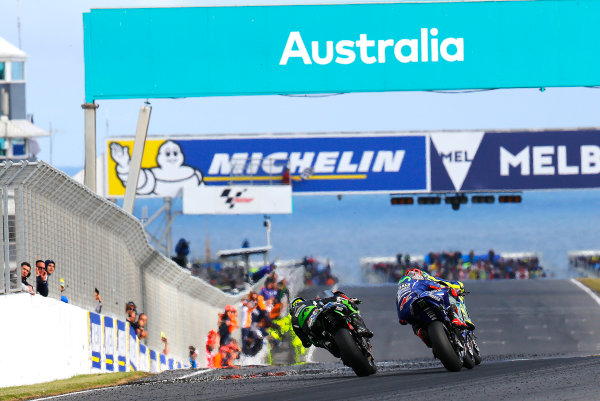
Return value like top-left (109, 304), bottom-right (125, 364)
top-left (15, 184), bottom-right (25, 279)
top-left (3, 185), bottom-right (10, 293)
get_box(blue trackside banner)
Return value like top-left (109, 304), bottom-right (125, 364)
top-left (107, 129), bottom-right (600, 196)
top-left (106, 134), bottom-right (428, 196)
top-left (430, 130), bottom-right (600, 192)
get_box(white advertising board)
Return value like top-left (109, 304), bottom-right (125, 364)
top-left (183, 185), bottom-right (292, 214)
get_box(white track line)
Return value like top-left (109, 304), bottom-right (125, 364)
top-left (31, 386), bottom-right (118, 401)
top-left (570, 278), bottom-right (600, 307)
top-left (32, 369), bottom-right (216, 400)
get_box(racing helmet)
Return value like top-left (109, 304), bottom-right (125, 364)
top-left (289, 297), bottom-right (305, 313)
top-left (405, 268), bottom-right (425, 280)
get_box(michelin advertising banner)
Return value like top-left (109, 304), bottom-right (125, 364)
top-left (105, 134), bottom-right (428, 197)
top-left (106, 130), bottom-right (600, 200)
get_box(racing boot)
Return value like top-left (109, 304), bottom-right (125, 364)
top-left (449, 306), bottom-right (466, 328)
top-left (351, 314), bottom-right (374, 338)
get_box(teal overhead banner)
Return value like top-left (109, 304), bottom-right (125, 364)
top-left (83, 1), bottom-right (600, 102)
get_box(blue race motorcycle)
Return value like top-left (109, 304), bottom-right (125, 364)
top-left (396, 280), bottom-right (481, 371)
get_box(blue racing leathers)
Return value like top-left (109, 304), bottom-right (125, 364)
top-left (395, 277), bottom-right (450, 326)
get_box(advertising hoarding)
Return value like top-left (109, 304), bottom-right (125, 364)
top-left (106, 129), bottom-right (600, 201)
top-left (430, 130), bottom-right (600, 192)
top-left (105, 133), bottom-right (428, 197)
top-left (84, 1), bottom-right (600, 101)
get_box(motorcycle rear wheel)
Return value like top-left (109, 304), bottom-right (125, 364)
top-left (428, 321), bottom-right (463, 372)
top-left (335, 328), bottom-right (377, 377)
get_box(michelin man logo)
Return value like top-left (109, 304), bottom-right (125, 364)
top-left (110, 140), bottom-right (203, 197)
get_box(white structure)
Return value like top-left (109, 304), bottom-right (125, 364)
top-left (0, 37), bottom-right (49, 161)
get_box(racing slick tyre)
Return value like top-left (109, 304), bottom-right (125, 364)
top-left (428, 321), bottom-right (463, 372)
top-left (473, 346), bottom-right (482, 365)
top-left (335, 328), bottom-right (376, 377)
top-left (463, 351), bottom-right (476, 369)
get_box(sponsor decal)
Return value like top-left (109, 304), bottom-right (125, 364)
top-left (430, 132), bottom-right (484, 191)
top-left (308, 312), bottom-right (318, 328)
top-left (108, 135), bottom-right (427, 196)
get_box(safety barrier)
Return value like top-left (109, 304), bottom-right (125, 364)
top-left (89, 311), bottom-right (185, 374)
top-left (0, 161), bottom-right (264, 366)
top-left (0, 294), bottom-right (186, 388)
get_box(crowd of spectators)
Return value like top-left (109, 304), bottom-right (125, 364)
top-left (191, 262), bottom-right (247, 291)
top-left (19, 259), bottom-right (59, 297)
top-left (366, 250), bottom-right (546, 283)
top-left (301, 256), bottom-right (338, 286)
top-left (200, 269), bottom-right (291, 368)
top-left (569, 253), bottom-right (600, 276)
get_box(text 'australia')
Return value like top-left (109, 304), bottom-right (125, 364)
top-left (280, 29), bottom-right (464, 65)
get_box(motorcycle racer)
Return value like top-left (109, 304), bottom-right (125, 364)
top-left (396, 269), bottom-right (475, 346)
top-left (416, 269), bottom-right (475, 330)
top-left (289, 291), bottom-right (373, 350)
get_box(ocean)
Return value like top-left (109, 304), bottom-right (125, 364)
top-left (133, 189), bottom-right (600, 284)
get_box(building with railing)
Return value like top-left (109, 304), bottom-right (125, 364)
top-left (0, 37), bottom-right (48, 161)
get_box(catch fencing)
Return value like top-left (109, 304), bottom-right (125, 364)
top-left (0, 160), bottom-right (263, 363)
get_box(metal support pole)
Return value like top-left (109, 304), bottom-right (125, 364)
top-left (3, 186), bottom-right (10, 293)
top-left (123, 104), bottom-right (152, 214)
top-left (82, 102), bottom-right (99, 192)
top-left (165, 197), bottom-right (172, 256)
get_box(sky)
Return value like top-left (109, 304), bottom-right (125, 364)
top-left (2, 0), bottom-right (600, 169)
top-left (1, 0), bottom-right (599, 279)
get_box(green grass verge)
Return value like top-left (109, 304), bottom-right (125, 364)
top-left (577, 278), bottom-right (600, 294)
top-left (0, 371), bottom-right (150, 401)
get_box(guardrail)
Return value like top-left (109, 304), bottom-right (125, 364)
top-left (0, 161), bottom-right (263, 363)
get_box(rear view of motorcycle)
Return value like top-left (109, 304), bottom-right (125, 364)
top-left (293, 291), bottom-right (377, 377)
top-left (397, 277), bottom-right (481, 372)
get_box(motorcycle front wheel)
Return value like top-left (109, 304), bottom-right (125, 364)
top-left (428, 321), bottom-right (463, 372)
top-left (334, 328), bottom-right (377, 377)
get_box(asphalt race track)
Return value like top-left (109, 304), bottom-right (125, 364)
top-left (40, 280), bottom-right (600, 401)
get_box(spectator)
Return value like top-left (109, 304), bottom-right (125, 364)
top-left (213, 346), bottom-right (229, 368)
top-left (225, 340), bottom-right (241, 368)
top-left (126, 301), bottom-right (137, 316)
top-left (45, 260), bottom-right (56, 276)
top-left (173, 238), bottom-right (190, 268)
top-left (218, 305), bottom-right (238, 346)
top-left (260, 280), bottom-right (278, 301)
top-left (127, 305), bottom-right (139, 333)
top-left (161, 333), bottom-right (169, 355)
top-left (60, 278), bottom-right (69, 303)
top-left (136, 313), bottom-right (148, 339)
top-left (282, 166), bottom-right (291, 185)
top-left (251, 263), bottom-right (275, 282)
top-left (35, 260), bottom-right (48, 297)
top-left (189, 346), bottom-right (198, 368)
top-left (206, 329), bottom-right (219, 368)
top-left (20, 262), bottom-right (35, 295)
top-left (94, 288), bottom-right (103, 314)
